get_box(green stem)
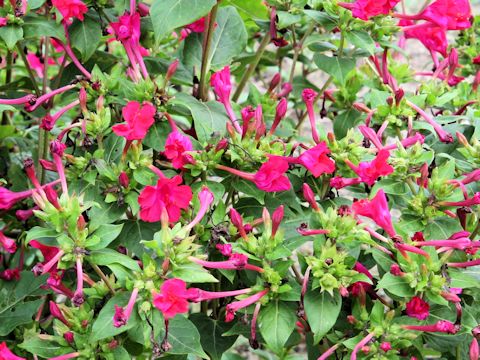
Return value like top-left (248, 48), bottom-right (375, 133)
top-left (89, 262), bottom-right (116, 295)
top-left (470, 218), bottom-right (480, 240)
top-left (17, 43), bottom-right (41, 97)
top-left (197, 3), bottom-right (219, 101)
top-left (288, 24), bottom-right (314, 84)
top-left (406, 178), bottom-right (417, 195)
top-left (2, 51), bottom-right (13, 125)
top-left (38, 38), bottom-right (51, 182)
top-left (232, 32), bottom-right (271, 102)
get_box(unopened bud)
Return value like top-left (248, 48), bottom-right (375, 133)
top-left (268, 73), bottom-right (281, 93)
top-left (271, 205), bottom-right (284, 236)
top-left (118, 171), bottom-right (129, 188)
top-left (302, 183), bottom-right (319, 211)
top-left (215, 138), bottom-right (229, 152)
top-left (166, 59), bottom-right (179, 82)
top-left (63, 331), bottom-right (74, 344)
top-left (79, 88), bottom-right (87, 112)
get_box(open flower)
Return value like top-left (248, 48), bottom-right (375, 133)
top-left (339, 0), bottom-right (400, 21)
top-left (346, 149), bottom-right (394, 186)
top-left (298, 142), bottom-right (336, 178)
top-left (52, 0), bottom-right (88, 23)
top-left (406, 296), bottom-right (430, 320)
top-left (112, 101), bottom-right (156, 141)
top-left (138, 175), bottom-right (192, 223)
top-left (352, 189), bottom-right (396, 237)
top-left (164, 131), bottom-right (193, 169)
top-left (152, 279), bottom-right (191, 320)
top-left (253, 156), bottom-right (291, 192)
top-left (0, 342), bottom-right (25, 360)
top-left (0, 231), bottom-right (16, 254)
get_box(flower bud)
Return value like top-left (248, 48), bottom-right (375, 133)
top-left (271, 205), bottom-right (284, 237)
top-left (395, 88), bottom-right (404, 104)
top-left (49, 301), bottom-right (70, 326)
top-left (50, 140), bottom-right (67, 157)
top-left (77, 215), bottom-right (86, 231)
top-left (215, 139), bottom-right (229, 152)
top-left (63, 331), bottom-right (74, 344)
top-left (229, 208), bottom-right (244, 230)
top-left (277, 82), bottom-right (292, 97)
top-left (380, 342), bottom-right (392, 353)
top-left (268, 73), bottom-right (281, 93)
top-left (118, 172), bottom-right (129, 188)
top-left (166, 59), bottom-right (179, 82)
top-left (456, 132), bottom-right (470, 147)
top-left (79, 88), bottom-right (87, 112)
top-left (471, 338), bottom-right (479, 360)
top-left (302, 183), bottom-right (319, 211)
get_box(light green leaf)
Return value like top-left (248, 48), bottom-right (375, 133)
top-left (345, 30), bottom-right (376, 55)
top-left (377, 273), bottom-right (414, 297)
top-left (88, 248), bottom-right (141, 271)
top-left (19, 335), bottom-right (71, 358)
top-left (313, 54), bottom-right (356, 85)
top-left (87, 223), bottom-right (124, 250)
top-left (172, 263), bottom-right (219, 283)
top-left (0, 26), bottom-right (23, 50)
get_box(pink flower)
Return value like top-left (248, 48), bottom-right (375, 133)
top-left (0, 342), bottom-right (25, 360)
top-left (184, 187), bottom-right (214, 232)
top-left (216, 244), bottom-right (232, 256)
top-left (164, 131), bottom-right (193, 169)
top-left (339, 0), bottom-right (400, 21)
top-left (138, 175), bottom-right (192, 223)
top-left (26, 52), bottom-right (45, 78)
top-left (403, 21), bottom-right (448, 57)
top-left (52, 0), bottom-right (88, 22)
top-left (419, 0), bottom-right (471, 30)
top-left (253, 156), bottom-right (291, 192)
top-left (330, 177), bottom-right (362, 189)
top-left (152, 279), bottom-right (191, 320)
top-left (225, 289), bottom-right (269, 322)
top-left (0, 231), bottom-right (16, 254)
top-left (112, 101), bottom-right (156, 141)
top-left (406, 296), bottom-right (430, 320)
top-left (0, 268), bottom-right (20, 281)
top-left (352, 189), bottom-right (396, 237)
top-left (211, 66), bottom-right (232, 105)
top-left (302, 89), bottom-right (321, 144)
top-left (298, 142), bottom-right (336, 178)
top-left (113, 288), bottom-right (139, 327)
top-left (346, 150), bottom-right (394, 186)
top-left (0, 187), bottom-right (34, 210)
top-left (211, 66), bottom-right (242, 133)
top-left (470, 338), bottom-right (479, 360)
top-left (380, 342), bottom-right (392, 352)
top-left (403, 320), bottom-right (458, 334)
top-left (180, 17), bottom-right (209, 39)
top-left (0, 18), bottom-right (7, 27)
top-left (111, 12), bottom-right (141, 43)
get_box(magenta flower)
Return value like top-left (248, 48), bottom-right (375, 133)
top-left (0, 187), bottom-right (35, 210)
top-left (330, 176), bottom-right (362, 190)
top-left (339, 0), bottom-right (400, 21)
top-left (52, 0), bottom-right (88, 23)
top-left (164, 131), bottom-right (193, 169)
top-left (403, 320), bottom-right (458, 334)
top-left (112, 101), bottom-right (156, 141)
top-left (0, 231), bottom-right (16, 254)
top-left (184, 187), bottom-right (214, 232)
top-left (211, 66), bottom-right (242, 133)
top-left (352, 189), bottom-right (396, 237)
top-left (216, 244), bottom-right (233, 256)
top-left (225, 289), bottom-right (269, 322)
top-left (346, 150), bottom-right (394, 186)
top-left (189, 254), bottom-right (264, 273)
top-left (0, 342), bottom-right (25, 360)
top-left (302, 89), bottom-right (321, 144)
top-left (113, 288), bottom-right (139, 327)
top-left (298, 142), bottom-right (336, 178)
top-left (418, 0), bottom-right (471, 30)
top-left (152, 279), bottom-right (191, 320)
top-left (138, 175), bottom-right (192, 223)
top-left (406, 296), bottom-right (430, 320)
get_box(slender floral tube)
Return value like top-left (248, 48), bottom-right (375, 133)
top-left (0, 94), bottom-right (36, 105)
top-left (406, 100), bottom-right (453, 143)
top-left (351, 332), bottom-right (374, 360)
top-left (48, 352), bottom-right (81, 360)
top-left (26, 84), bottom-right (78, 112)
top-left (72, 257), bottom-right (84, 307)
top-left (225, 289), bottom-right (269, 322)
top-left (318, 344), bottom-right (340, 360)
top-left (187, 288), bottom-right (252, 303)
top-left (189, 256), bottom-right (264, 273)
top-left (113, 287), bottom-right (139, 327)
top-left (41, 250), bottom-right (65, 275)
top-left (447, 259), bottom-right (480, 268)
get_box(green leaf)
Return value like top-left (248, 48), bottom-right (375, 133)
top-left (232, 180), bottom-right (265, 205)
top-left (258, 300), bottom-right (296, 354)
top-left (345, 30), bottom-right (376, 56)
top-left (19, 335), bottom-right (71, 358)
top-left (143, 121), bottom-right (171, 152)
top-left (424, 217), bottom-right (462, 240)
top-left (151, 0), bottom-right (216, 41)
top-left (448, 269), bottom-right (480, 289)
top-left (157, 315), bottom-right (209, 358)
top-left (190, 314), bottom-right (237, 360)
top-left (333, 108), bottom-right (361, 139)
top-left (0, 272), bottom-right (48, 336)
top-left (88, 248), bottom-right (141, 271)
top-left (313, 54), bottom-right (356, 85)
top-left (172, 263), bottom-right (219, 283)
top-left (117, 220), bottom-right (161, 256)
top-left (25, 226), bottom-right (58, 243)
top-left (87, 198), bottom-right (126, 231)
top-left (23, 15), bottom-right (66, 42)
top-left (304, 290), bottom-right (341, 344)
top-left (90, 292), bottom-right (140, 341)
top-left (69, 15), bottom-right (102, 61)
top-left (183, 6), bottom-right (247, 70)
top-left (303, 10), bottom-right (337, 31)
top-left (87, 223), bottom-right (124, 250)
top-left (0, 26), bottom-right (23, 50)
top-left (170, 93), bottom-right (228, 143)
top-left (377, 273), bottom-right (414, 297)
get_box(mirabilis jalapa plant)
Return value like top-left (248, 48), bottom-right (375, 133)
top-left (0, 0), bottom-right (480, 359)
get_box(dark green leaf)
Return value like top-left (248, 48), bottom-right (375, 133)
top-left (377, 273), bottom-right (414, 297)
top-left (88, 248), bottom-right (141, 271)
top-left (258, 300), bottom-right (296, 354)
top-left (23, 15), bottom-right (66, 42)
top-left (19, 335), bottom-right (71, 358)
top-left (87, 223), bottom-right (124, 250)
top-left (151, 0), bottom-right (216, 41)
top-left (345, 30), bottom-right (376, 56)
top-left (69, 15), bottom-right (102, 61)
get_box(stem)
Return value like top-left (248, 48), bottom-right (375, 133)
top-left (2, 51), bottom-right (13, 125)
top-left (38, 38), bottom-right (51, 182)
top-left (288, 24), bottom-right (314, 84)
top-left (232, 32), bottom-right (272, 102)
top-left (470, 219), bottom-right (480, 240)
top-left (89, 262), bottom-right (116, 295)
top-left (17, 43), bottom-right (41, 96)
top-left (198, 3), bottom-right (219, 101)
